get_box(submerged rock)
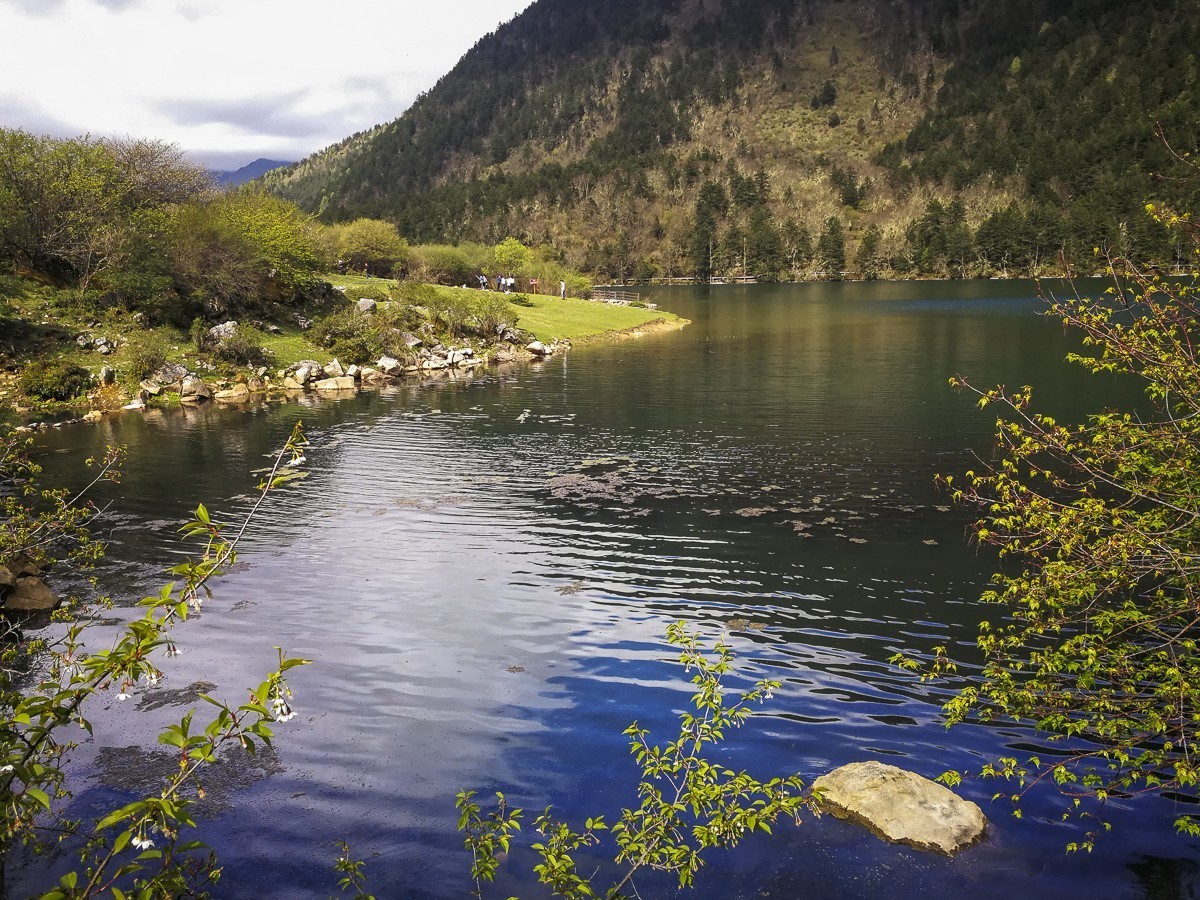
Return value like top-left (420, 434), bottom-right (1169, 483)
top-left (813, 760), bottom-right (986, 855)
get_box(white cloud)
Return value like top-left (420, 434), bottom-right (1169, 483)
top-left (0, 0), bottom-right (533, 168)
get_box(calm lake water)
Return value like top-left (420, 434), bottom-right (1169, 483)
top-left (20, 280), bottom-right (1200, 898)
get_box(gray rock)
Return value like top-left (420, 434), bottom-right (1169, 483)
top-left (180, 376), bottom-right (212, 402)
top-left (356, 298), bottom-right (377, 314)
top-left (377, 356), bottom-right (404, 376)
top-left (122, 399), bottom-right (146, 411)
top-left (400, 332), bottom-right (423, 349)
top-left (154, 362), bottom-right (189, 384)
top-left (76, 333), bottom-right (93, 349)
top-left (5, 576), bottom-right (60, 612)
top-left (139, 379), bottom-right (162, 396)
top-left (98, 366), bottom-right (115, 385)
top-left (0, 566), bottom-right (14, 590)
top-left (346, 364), bottom-right (360, 379)
top-left (323, 359), bottom-right (345, 378)
top-left (526, 341), bottom-right (551, 356)
top-left (813, 761), bottom-right (986, 855)
top-left (208, 321), bottom-right (239, 342)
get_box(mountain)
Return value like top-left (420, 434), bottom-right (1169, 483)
top-left (216, 158), bottom-right (292, 188)
top-left (264, 0), bottom-right (1200, 280)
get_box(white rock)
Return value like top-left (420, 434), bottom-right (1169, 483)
top-left (813, 761), bottom-right (986, 855)
top-left (313, 376), bottom-right (356, 392)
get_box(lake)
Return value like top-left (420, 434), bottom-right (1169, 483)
top-left (20, 280), bottom-right (1199, 898)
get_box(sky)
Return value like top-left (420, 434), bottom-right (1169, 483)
top-left (0, 0), bottom-right (535, 171)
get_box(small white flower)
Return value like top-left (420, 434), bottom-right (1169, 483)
top-left (116, 691), bottom-right (130, 702)
top-left (131, 833), bottom-right (155, 850)
top-left (0, 765), bottom-right (14, 774)
top-left (142, 669), bottom-right (160, 687)
top-left (164, 643), bottom-right (182, 658)
top-left (270, 692), bottom-right (296, 723)
top-left (286, 455), bottom-right (307, 467)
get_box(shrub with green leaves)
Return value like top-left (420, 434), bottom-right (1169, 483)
top-left (212, 324), bottom-right (271, 366)
top-left (18, 359), bottom-right (92, 402)
top-left (122, 332), bottom-right (170, 381)
top-left (312, 308), bottom-right (380, 364)
top-left (469, 293), bottom-right (517, 335)
top-left (459, 623), bottom-right (813, 897)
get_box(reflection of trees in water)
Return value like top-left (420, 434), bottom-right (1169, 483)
top-left (1127, 855), bottom-right (1200, 900)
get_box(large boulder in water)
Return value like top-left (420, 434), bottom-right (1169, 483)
top-left (180, 376), bottom-right (212, 402)
top-left (5, 576), bottom-right (60, 612)
top-left (813, 760), bottom-right (986, 855)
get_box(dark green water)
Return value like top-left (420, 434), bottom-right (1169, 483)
top-left (20, 280), bottom-right (1198, 898)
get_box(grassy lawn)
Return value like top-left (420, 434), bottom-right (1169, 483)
top-left (504, 292), bottom-right (681, 342)
top-left (318, 274), bottom-right (684, 343)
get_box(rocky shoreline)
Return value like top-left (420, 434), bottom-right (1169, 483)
top-left (12, 330), bottom-right (591, 433)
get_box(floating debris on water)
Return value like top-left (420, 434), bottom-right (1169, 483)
top-left (556, 580), bottom-right (585, 595)
top-left (726, 618), bottom-right (766, 631)
top-left (734, 506), bottom-right (777, 517)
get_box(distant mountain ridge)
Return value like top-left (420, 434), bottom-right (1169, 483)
top-left (216, 158), bottom-right (291, 188)
top-left (263, 0), bottom-right (1200, 280)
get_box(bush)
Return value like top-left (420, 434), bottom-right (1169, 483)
top-left (19, 359), bottom-right (92, 401)
top-left (471, 293), bottom-right (517, 335)
top-left (123, 333), bottom-right (170, 381)
top-left (392, 282), bottom-right (441, 306)
top-left (424, 292), bottom-right (472, 336)
top-left (312, 308), bottom-right (379, 364)
top-left (410, 245), bottom-right (477, 285)
top-left (212, 325), bottom-right (270, 366)
top-left (376, 297), bottom-right (426, 332)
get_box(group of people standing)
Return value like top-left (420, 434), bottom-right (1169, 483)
top-left (475, 274), bottom-right (568, 299)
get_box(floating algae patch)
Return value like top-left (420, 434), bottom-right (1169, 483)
top-left (93, 743), bottom-right (284, 815)
top-left (734, 506), bottom-right (777, 518)
top-left (137, 680), bottom-right (218, 713)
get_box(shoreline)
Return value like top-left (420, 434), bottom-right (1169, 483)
top-left (9, 318), bottom-right (691, 433)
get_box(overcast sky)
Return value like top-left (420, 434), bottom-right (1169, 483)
top-left (0, 0), bottom-right (534, 170)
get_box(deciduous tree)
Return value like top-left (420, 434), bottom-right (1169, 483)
top-left (902, 223), bottom-right (1200, 847)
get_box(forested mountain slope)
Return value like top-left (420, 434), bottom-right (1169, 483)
top-left (264, 0), bottom-right (1200, 280)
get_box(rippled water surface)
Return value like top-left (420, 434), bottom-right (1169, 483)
top-left (24, 281), bottom-right (1200, 898)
